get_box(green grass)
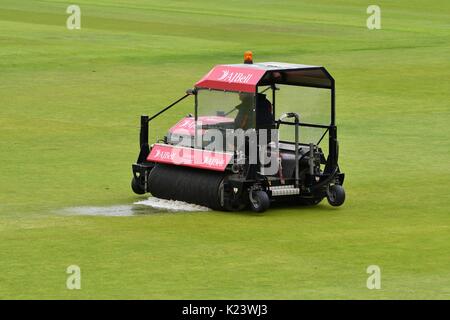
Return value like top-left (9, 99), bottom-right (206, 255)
top-left (0, 0), bottom-right (449, 299)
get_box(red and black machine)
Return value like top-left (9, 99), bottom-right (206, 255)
top-left (131, 52), bottom-right (345, 212)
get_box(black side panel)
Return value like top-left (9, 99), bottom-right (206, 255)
top-left (137, 115), bottom-right (150, 163)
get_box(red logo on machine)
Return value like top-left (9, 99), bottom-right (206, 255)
top-left (195, 65), bottom-right (266, 92)
top-left (217, 69), bottom-right (253, 84)
top-left (148, 144), bottom-right (233, 171)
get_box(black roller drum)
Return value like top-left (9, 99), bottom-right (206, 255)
top-left (147, 164), bottom-right (227, 210)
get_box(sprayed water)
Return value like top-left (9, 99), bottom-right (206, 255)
top-left (135, 197), bottom-right (210, 212)
top-left (63, 197), bottom-right (210, 216)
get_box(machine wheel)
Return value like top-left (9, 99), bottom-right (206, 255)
top-left (131, 177), bottom-right (145, 195)
top-left (249, 190), bottom-right (270, 213)
top-left (327, 184), bottom-right (345, 207)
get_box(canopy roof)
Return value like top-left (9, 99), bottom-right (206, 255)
top-left (195, 62), bottom-right (333, 93)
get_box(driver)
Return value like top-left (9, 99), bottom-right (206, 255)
top-left (234, 92), bottom-right (254, 130)
top-left (234, 93), bottom-right (272, 130)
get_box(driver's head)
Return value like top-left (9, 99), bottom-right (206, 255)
top-left (238, 92), bottom-right (253, 104)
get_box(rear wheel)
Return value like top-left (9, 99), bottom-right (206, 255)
top-left (327, 184), bottom-right (345, 206)
top-left (249, 190), bottom-right (270, 213)
top-left (131, 177), bottom-right (145, 195)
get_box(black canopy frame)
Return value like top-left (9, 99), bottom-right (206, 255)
top-left (254, 65), bottom-right (338, 174)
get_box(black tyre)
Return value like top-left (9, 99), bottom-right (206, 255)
top-left (131, 176), bottom-right (145, 195)
top-left (249, 190), bottom-right (270, 213)
top-left (327, 184), bottom-right (345, 207)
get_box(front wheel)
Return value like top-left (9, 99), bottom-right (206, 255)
top-left (131, 177), bottom-right (145, 195)
top-left (249, 190), bottom-right (270, 213)
top-left (327, 184), bottom-right (345, 207)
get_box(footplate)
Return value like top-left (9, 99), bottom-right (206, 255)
top-left (269, 185), bottom-right (300, 196)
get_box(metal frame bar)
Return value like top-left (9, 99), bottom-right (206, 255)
top-left (137, 93), bottom-right (192, 163)
top-left (279, 113), bottom-right (300, 188)
top-left (148, 93), bottom-right (190, 122)
top-left (277, 120), bottom-right (330, 129)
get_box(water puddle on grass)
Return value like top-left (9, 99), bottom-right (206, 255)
top-left (135, 197), bottom-right (210, 212)
top-left (63, 197), bottom-right (210, 216)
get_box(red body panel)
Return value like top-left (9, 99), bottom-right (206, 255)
top-left (147, 143), bottom-right (233, 172)
top-left (195, 65), bottom-right (266, 92)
